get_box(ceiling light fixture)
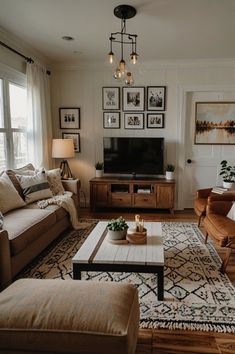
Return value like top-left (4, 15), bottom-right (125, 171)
top-left (62, 36), bottom-right (74, 41)
top-left (108, 4), bottom-right (139, 86)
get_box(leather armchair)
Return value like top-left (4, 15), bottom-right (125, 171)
top-left (194, 188), bottom-right (212, 226)
top-left (204, 195), bottom-right (235, 273)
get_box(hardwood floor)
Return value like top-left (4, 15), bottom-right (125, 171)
top-left (80, 207), bottom-right (235, 354)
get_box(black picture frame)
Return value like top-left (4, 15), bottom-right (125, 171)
top-left (103, 112), bottom-right (120, 129)
top-left (102, 87), bottom-right (120, 110)
top-left (62, 132), bottom-right (80, 152)
top-left (147, 113), bottom-right (165, 128)
top-left (147, 86), bottom-right (166, 111)
top-left (122, 87), bottom-right (145, 111)
top-left (124, 113), bottom-right (144, 129)
top-left (59, 108), bottom-right (80, 129)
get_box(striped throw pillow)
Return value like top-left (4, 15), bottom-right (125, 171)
top-left (16, 171), bottom-right (53, 204)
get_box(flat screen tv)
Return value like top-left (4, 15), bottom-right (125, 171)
top-left (103, 137), bottom-right (164, 176)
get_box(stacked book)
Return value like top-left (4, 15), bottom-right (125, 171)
top-left (137, 188), bottom-right (151, 193)
top-left (212, 186), bottom-right (229, 194)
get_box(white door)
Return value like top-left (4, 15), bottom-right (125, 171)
top-left (181, 89), bottom-right (235, 209)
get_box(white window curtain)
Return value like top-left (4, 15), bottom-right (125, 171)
top-left (26, 62), bottom-right (52, 169)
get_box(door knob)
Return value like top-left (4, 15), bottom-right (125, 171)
top-left (187, 159), bottom-right (192, 164)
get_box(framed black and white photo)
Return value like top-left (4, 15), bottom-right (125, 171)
top-left (62, 132), bottom-right (80, 152)
top-left (102, 87), bottom-right (120, 110)
top-left (147, 113), bottom-right (165, 128)
top-left (59, 108), bottom-right (80, 129)
top-left (123, 87), bottom-right (145, 111)
top-left (147, 86), bottom-right (166, 111)
top-left (103, 112), bottom-right (120, 129)
top-left (124, 113), bottom-right (144, 129)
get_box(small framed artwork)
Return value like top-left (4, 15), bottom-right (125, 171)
top-left (60, 108), bottom-right (80, 129)
top-left (147, 113), bottom-right (165, 128)
top-left (123, 87), bottom-right (145, 111)
top-left (195, 101), bottom-right (235, 144)
top-left (102, 87), bottom-right (120, 110)
top-left (124, 113), bottom-right (144, 129)
top-left (147, 86), bottom-right (166, 111)
top-left (103, 112), bottom-right (120, 129)
top-left (62, 132), bottom-right (80, 152)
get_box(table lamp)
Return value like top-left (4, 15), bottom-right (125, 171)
top-left (52, 139), bottom-right (75, 179)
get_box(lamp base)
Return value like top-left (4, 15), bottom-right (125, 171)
top-left (60, 160), bottom-right (74, 180)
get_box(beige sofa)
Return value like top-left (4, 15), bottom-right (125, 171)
top-left (0, 167), bottom-right (79, 291)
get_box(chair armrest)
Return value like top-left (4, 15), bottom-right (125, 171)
top-left (196, 188), bottom-right (213, 198)
top-left (62, 179), bottom-right (80, 195)
top-left (208, 193), bottom-right (235, 203)
top-left (0, 229), bottom-right (12, 291)
top-left (206, 201), bottom-right (233, 216)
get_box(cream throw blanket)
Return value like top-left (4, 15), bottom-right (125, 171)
top-left (37, 192), bottom-right (87, 230)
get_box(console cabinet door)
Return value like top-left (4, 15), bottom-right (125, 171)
top-left (90, 183), bottom-right (109, 209)
top-left (156, 185), bottom-right (174, 209)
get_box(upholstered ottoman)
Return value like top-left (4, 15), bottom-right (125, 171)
top-left (0, 279), bottom-right (139, 354)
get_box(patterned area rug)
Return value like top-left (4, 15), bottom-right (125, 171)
top-left (18, 221), bottom-right (235, 333)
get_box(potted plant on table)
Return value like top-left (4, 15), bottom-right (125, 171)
top-left (165, 164), bottom-right (175, 180)
top-left (95, 161), bottom-right (104, 178)
top-left (107, 216), bottom-right (129, 240)
top-left (219, 160), bottom-right (235, 189)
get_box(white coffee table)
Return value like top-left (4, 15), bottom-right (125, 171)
top-left (72, 221), bottom-right (164, 300)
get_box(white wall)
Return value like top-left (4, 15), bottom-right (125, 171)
top-left (50, 60), bottom-right (235, 208)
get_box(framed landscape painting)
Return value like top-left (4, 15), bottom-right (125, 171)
top-left (102, 87), bottom-right (120, 110)
top-left (123, 87), bottom-right (145, 111)
top-left (195, 102), bottom-right (235, 144)
top-left (147, 86), bottom-right (166, 111)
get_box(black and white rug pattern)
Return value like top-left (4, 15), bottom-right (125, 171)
top-left (18, 221), bottom-right (235, 332)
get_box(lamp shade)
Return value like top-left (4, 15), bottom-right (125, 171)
top-left (52, 139), bottom-right (75, 159)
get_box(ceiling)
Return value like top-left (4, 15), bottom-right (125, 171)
top-left (0, 0), bottom-right (235, 66)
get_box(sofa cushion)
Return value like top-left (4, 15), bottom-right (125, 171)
top-left (16, 171), bottom-right (53, 204)
top-left (0, 279), bottom-right (139, 354)
top-left (0, 173), bottom-right (26, 214)
top-left (6, 163), bottom-right (36, 200)
top-left (3, 208), bottom-right (56, 255)
top-left (25, 202), bottom-right (67, 222)
top-left (46, 168), bottom-right (65, 196)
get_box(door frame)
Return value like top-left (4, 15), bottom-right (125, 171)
top-left (177, 84), bottom-right (235, 210)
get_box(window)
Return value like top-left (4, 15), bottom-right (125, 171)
top-left (0, 78), bottom-right (27, 170)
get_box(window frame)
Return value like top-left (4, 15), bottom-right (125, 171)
top-left (0, 63), bottom-right (27, 169)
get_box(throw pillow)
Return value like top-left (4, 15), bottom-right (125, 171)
top-left (16, 171), bottom-right (53, 204)
top-left (6, 163), bottom-right (36, 200)
top-left (0, 211), bottom-right (3, 230)
top-left (46, 168), bottom-right (65, 196)
top-left (0, 172), bottom-right (26, 214)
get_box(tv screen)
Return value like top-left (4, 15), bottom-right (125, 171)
top-left (103, 137), bottom-right (164, 175)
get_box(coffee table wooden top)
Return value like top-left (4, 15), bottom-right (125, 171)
top-left (72, 221), bottom-right (164, 266)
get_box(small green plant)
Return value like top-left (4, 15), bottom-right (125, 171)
top-left (219, 160), bottom-right (235, 182)
top-left (95, 161), bottom-right (104, 170)
top-left (107, 217), bottom-right (129, 231)
top-left (166, 164), bottom-right (175, 172)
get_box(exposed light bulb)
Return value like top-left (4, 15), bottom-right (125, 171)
top-left (119, 59), bottom-right (126, 73)
top-left (108, 51), bottom-right (114, 64)
top-left (130, 52), bottom-right (138, 64)
top-left (113, 68), bottom-right (122, 80)
top-left (125, 72), bottom-right (134, 86)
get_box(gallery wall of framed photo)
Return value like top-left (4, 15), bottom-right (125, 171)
top-left (59, 107), bottom-right (81, 152)
top-left (102, 86), bottom-right (166, 130)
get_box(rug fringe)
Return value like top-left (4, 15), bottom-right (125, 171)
top-left (140, 321), bottom-right (235, 333)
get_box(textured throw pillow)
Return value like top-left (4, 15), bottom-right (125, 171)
top-left (6, 163), bottom-right (36, 200)
top-left (16, 171), bottom-right (53, 204)
top-left (0, 172), bottom-right (26, 214)
top-left (0, 211), bottom-right (4, 230)
top-left (46, 168), bottom-right (65, 196)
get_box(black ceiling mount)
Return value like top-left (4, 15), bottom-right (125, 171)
top-left (114, 5), bottom-right (137, 20)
